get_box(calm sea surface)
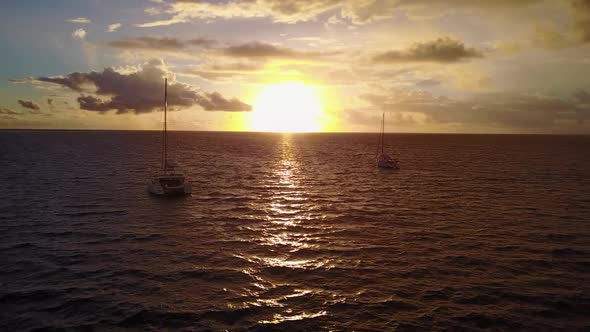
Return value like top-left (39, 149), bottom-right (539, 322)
top-left (1, 131), bottom-right (589, 331)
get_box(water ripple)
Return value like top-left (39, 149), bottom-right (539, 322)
top-left (0, 131), bottom-right (589, 331)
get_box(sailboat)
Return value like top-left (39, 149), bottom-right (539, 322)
top-left (148, 78), bottom-right (192, 196)
top-left (376, 112), bottom-right (400, 169)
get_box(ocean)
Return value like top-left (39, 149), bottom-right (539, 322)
top-left (1, 130), bottom-right (589, 331)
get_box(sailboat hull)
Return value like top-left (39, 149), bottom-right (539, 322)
top-left (377, 154), bottom-right (400, 169)
top-left (148, 177), bottom-right (192, 196)
top-left (377, 160), bottom-right (400, 169)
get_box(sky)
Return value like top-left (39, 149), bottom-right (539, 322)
top-left (0, 0), bottom-right (589, 133)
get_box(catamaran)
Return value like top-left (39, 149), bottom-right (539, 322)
top-left (148, 78), bottom-right (192, 196)
top-left (376, 112), bottom-right (400, 169)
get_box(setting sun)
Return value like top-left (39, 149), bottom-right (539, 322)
top-left (250, 82), bottom-right (324, 132)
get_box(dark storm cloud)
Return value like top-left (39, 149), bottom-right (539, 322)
top-left (373, 37), bottom-right (483, 63)
top-left (18, 99), bottom-right (40, 111)
top-left (102, 37), bottom-right (216, 51)
top-left (35, 60), bottom-right (251, 114)
top-left (361, 90), bottom-right (590, 130)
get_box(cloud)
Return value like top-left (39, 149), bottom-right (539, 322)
top-left (66, 17), bottom-right (91, 24)
top-left (34, 59), bottom-right (251, 114)
top-left (101, 37), bottom-right (334, 61)
top-left (343, 108), bottom-right (420, 130)
top-left (107, 23), bottom-right (122, 32)
top-left (72, 28), bottom-right (86, 40)
top-left (208, 62), bottom-right (262, 71)
top-left (373, 37), bottom-right (483, 63)
top-left (360, 89), bottom-right (590, 131)
top-left (145, 7), bottom-right (162, 16)
top-left (18, 99), bottom-right (41, 111)
top-left (222, 42), bottom-right (296, 57)
top-left (530, 1), bottom-right (590, 49)
top-left (571, 0), bottom-right (590, 43)
top-left (182, 62), bottom-right (263, 80)
top-left (9, 77), bottom-right (34, 83)
top-left (137, 0), bottom-right (545, 27)
top-left (137, 0), bottom-right (413, 26)
top-left (340, 0), bottom-right (398, 24)
top-left (493, 41), bottom-right (523, 55)
top-left (531, 25), bottom-right (574, 49)
top-left (136, 17), bottom-right (187, 28)
top-left (0, 107), bottom-right (19, 115)
top-left (197, 92), bottom-right (254, 112)
top-left (137, 0), bottom-right (340, 26)
top-left (102, 36), bottom-right (215, 51)
top-left (415, 79), bottom-right (441, 88)
top-left (221, 41), bottom-right (335, 59)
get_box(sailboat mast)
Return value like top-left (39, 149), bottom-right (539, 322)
top-left (163, 78), bottom-right (168, 172)
top-left (381, 112), bottom-right (385, 154)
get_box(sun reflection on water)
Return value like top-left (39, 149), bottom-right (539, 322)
top-left (258, 310), bottom-right (328, 324)
top-left (233, 134), bottom-right (336, 324)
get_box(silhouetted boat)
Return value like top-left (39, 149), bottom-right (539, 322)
top-left (376, 112), bottom-right (400, 169)
top-left (148, 78), bottom-right (192, 196)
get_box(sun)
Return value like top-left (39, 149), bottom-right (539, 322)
top-left (250, 82), bottom-right (324, 132)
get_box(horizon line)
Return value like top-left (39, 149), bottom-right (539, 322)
top-left (0, 128), bottom-right (588, 136)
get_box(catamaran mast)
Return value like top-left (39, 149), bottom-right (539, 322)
top-left (162, 78), bottom-right (168, 172)
top-left (381, 112), bottom-right (385, 155)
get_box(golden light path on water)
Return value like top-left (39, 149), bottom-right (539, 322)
top-left (233, 134), bottom-right (333, 324)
